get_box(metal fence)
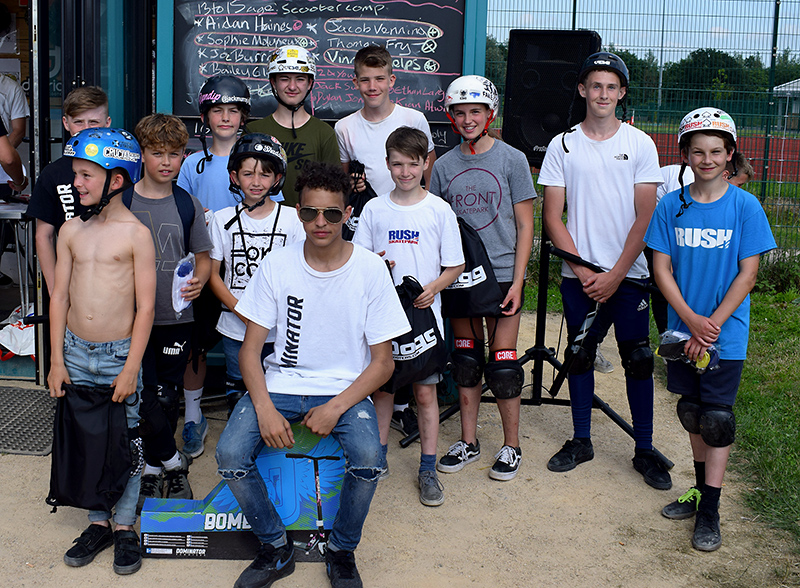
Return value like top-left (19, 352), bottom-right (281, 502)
top-left (485, 0), bottom-right (800, 249)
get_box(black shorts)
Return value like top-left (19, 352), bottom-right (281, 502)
top-left (498, 281), bottom-right (524, 316)
top-left (666, 359), bottom-right (744, 406)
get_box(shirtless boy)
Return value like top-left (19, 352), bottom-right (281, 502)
top-left (48, 128), bottom-right (156, 575)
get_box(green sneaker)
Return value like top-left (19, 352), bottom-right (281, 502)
top-left (661, 487), bottom-right (701, 520)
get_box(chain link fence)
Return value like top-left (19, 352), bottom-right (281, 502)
top-left (486, 0), bottom-right (800, 249)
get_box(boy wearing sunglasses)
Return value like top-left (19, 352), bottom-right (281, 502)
top-left (208, 134), bottom-right (304, 417)
top-left (216, 161), bottom-right (410, 588)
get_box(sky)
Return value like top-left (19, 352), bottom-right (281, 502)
top-left (486, 0), bottom-right (800, 67)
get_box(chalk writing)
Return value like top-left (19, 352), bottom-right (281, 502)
top-left (173, 0), bottom-right (465, 121)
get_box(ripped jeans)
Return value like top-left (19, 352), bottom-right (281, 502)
top-left (215, 393), bottom-right (382, 552)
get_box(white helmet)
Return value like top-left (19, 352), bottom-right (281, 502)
top-left (678, 107), bottom-right (737, 145)
top-left (444, 75), bottom-right (499, 121)
top-left (267, 45), bottom-right (316, 79)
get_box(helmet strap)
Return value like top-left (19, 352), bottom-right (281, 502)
top-left (270, 77), bottom-right (314, 140)
top-left (80, 171), bottom-right (130, 222)
top-left (196, 121), bottom-right (213, 174)
top-left (447, 110), bottom-right (494, 155)
top-left (676, 162), bottom-right (692, 218)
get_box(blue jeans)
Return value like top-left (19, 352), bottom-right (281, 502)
top-left (63, 328), bottom-right (142, 526)
top-left (216, 393), bottom-right (382, 552)
top-left (221, 336), bottom-right (273, 397)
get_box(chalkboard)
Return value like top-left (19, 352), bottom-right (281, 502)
top-left (173, 0), bottom-right (465, 123)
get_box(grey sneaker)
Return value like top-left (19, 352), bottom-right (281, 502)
top-left (164, 451), bottom-right (193, 500)
top-left (418, 470), bottom-right (444, 506)
top-left (136, 472), bottom-right (164, 514)
top-left (662, 487), bottom-right (701, 520)
top-left (437, 439), bottom-right (481, 473)
top-left (594, 350), bottom-right (614, 373)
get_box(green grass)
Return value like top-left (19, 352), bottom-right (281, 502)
top-left (731, 289), bottom-right (800, 540)
top-left (521, 246), bottom-right (800, 544)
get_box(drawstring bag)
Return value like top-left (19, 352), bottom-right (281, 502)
top-left (47, 384), bottom-right (135, 512)
top-left (441, 217), bottom-right (505, 318)
top-left (342, 160), bottom-right (378, 242)
top-left (386, 276), bottom-right (447, 392)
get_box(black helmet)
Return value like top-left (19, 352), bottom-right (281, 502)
top-left (198, 75), bottom-right (251, 117)
top-left (228, 133), bottom-right (287, 196)
top-left (578, 52), bottom-right (629, 87)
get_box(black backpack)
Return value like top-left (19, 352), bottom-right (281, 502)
top-left (441, 217), bottom-right (505, 318)
top-left (47, 384), bottom-right (135, 512)
top-left (342, 160), bottom-right (378, 242)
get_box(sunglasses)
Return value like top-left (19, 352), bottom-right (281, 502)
top-left (298, 206), bottom-right (345, 224)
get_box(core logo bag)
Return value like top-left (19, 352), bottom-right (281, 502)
top-left (441, 217), bottom-right (505, 318)
top-left (386, 276), bottom-right (447, 392)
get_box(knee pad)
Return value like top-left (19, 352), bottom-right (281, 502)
top-left (156, 383), bottom-right (182, 431)
top-left (484, 351), bottom-right (523, 399)
top-left (449, 339), bottom-right (485, 387)
top-left (676, 397), bottom-right (702, 434)
top-left (564, 345), bottom-right (593, 375)
top-left (156, 383), bottom-right (181, 410)
top-left (699, 405), bottom-right (736, 447)
top-left (619, 338), bottom-right (654, 380)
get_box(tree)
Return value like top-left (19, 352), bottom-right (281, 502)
top-left (485, 35), bottom-right (508, 96)
top-left (607, 46), bottom-right (659, 107)
top-left (775, 49), bottom-right (800, 87)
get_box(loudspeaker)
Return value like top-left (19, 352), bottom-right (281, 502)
top-left (502, 30), bottom-right (601, 168)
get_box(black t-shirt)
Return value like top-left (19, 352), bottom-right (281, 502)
top-left (26, 156), bottom-right (90, 232)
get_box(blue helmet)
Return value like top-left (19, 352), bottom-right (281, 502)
top-left (64, 128), bottom-right (142, 184)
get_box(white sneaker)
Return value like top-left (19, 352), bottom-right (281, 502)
top-left (594, 350), bottom-right (614, 373)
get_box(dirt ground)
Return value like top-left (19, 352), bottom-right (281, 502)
top-left (1, 312), bottom-right (799, 588)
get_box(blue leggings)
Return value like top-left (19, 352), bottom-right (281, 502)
top-left (560, 278), bottom-right (654, 449)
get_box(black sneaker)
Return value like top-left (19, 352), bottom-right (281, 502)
top-left (235, 543), bottom-right (295, 588)
top-left (0, 273), bottom-right (13, 288)
top-left (164, 451), bottom-right (193, 500)
top-left (437, 439), bottom-right (481, 473)
top-left (390, 406), bottom-right (419, 437)
top-left (692, 509), bottom-right (722, 552)
top-left (662, 487), bottom-right (701, 520)
top-left (112, 529), bottom-right (142, 575)
top-left (489, 445), bottom-right (522, 481)
top-left (547, 439), bottom-right (594, 472)
top-left (632, 449), bottom-right (673, 490)
top-left (326, 549), bottom-right (363, 588)
top-left (64, 524), bottom-right (113, 567)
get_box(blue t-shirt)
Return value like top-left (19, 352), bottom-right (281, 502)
top-left (177, 151), bottom-right (284, 212)
top-left (645, 184), bottom-right (776, 359)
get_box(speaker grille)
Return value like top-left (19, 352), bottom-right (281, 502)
top-left (502, 30), bottom-right (601, 168)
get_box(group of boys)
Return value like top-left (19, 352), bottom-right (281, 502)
top-left (30, 39), bottom-right (773, 587)
top-left (32, 43), bottom-right (455, 588)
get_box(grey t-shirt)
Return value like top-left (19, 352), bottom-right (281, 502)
top-left (129, 190), bottom-right (213, 325)
top-left (430, 140), bottom-right (536, 282)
